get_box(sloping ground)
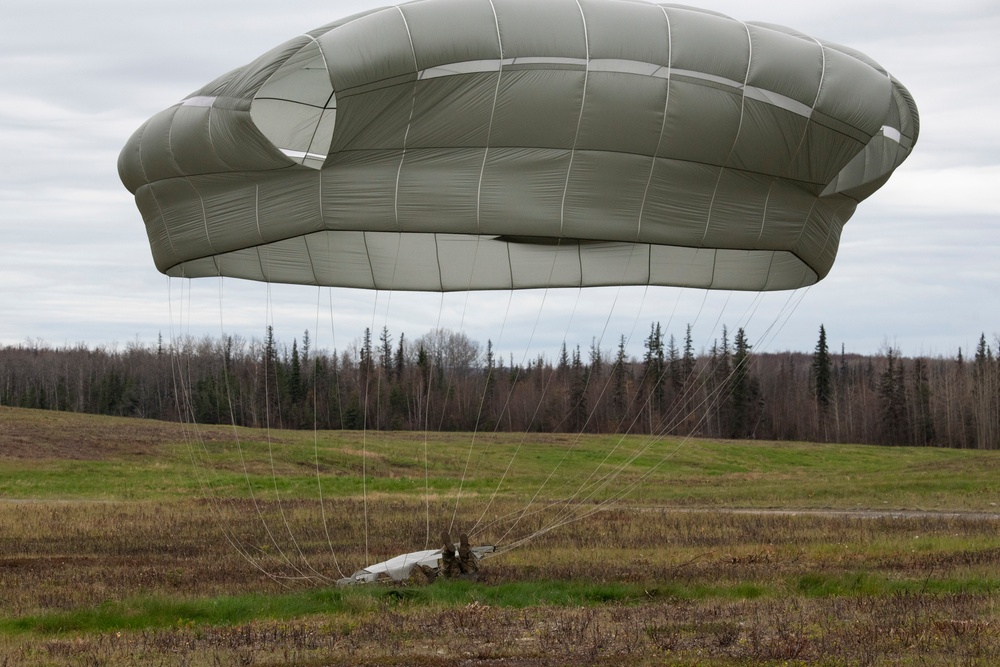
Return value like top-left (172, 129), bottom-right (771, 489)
top-left (0, 406), bottom-right (226, 460)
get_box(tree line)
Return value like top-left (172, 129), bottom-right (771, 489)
top-left (2, 325), bottom-right (998, 449)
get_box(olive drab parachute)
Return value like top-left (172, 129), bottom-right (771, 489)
top-left (119, 0), bottom-right (918, 292)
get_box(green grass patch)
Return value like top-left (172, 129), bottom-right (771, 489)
top-left (24, 568), bottom-right (987, 638)
top-left (0, 590), bottom-right (348, 635)
top-left (0, 579), bottom-right (775, 636)
top-left (3, 408), bottom-right (1000, 513)
top-left (796, 571), bottom-right (1000, 597)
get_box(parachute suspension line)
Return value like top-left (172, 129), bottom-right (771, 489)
top-left (448, 235), bottom-right (505, 537)
top-left (455, 3), bottom-right (507, 540)
top-left (505, 130), bottom-right (707, 537)
top-left (501, 298), bottom-right (806, 553)
top-left (504, 288), bottom-right (814, 552)
top-left (759, 286), bottom-right (811, 351)
top-left (641, 298), bottom-right (769, 443)
top-left (322, 286), bottom-right (351, 577)
top-left (166, 278), bottom-right (290, 587)
top-left (453, 287), bottom-right (518, 536)
top-left (636, 289), bottom-right (786, 445)
top-left (311, 284), bottom-right (345, 579)
top-left (506, 254), bottom-right (742, 548)
top-left (526, 259), bottom-right (700, 518)
top-left (172, 280), bottom-right (222, 521)
top-left (167, 280), bottom-right (234, 575)
top-left (185, 274), bottom-right (311, 583)
top-left (483, 284), bottom-right (660, 544)
top-left (665, 289), bottom-right (802, 449)
top-left (706, 291), bottom-right (733, 343)
top-left (422, 290), bottom-right (447, 548)
top-left (690, 288), bottom-right (711, 330)
top-left (475, 256), bottom-right (660, 543)
top-left (462, 275), bottom-right (564, 539)
top-left (310, 285), bottom-right (333, 571)
top-left (428, 283), bottom-right (480, 437)
top-left (542, 280), bottom-right (686, 510)
top-left (481, 246), bottom-right (652, 543)
top-left (362, 234), bottom-right (406, 557)
top-left (360, 289), bottom-right (384, 567)
top-left (571, 359), bottom-right (735, 515)
top-left (497, 385), bottom-right (716, 555)
top-left (469, 292), bottom-right (533, 468)
top-left (327, 287), bottom-right (347, 459)
top-left (212, 275), bottom-right (275, 571)
top-left (497, 269), bottom-right (734, 549)
top-left (172, 278), bottom-right (236, 548)
top-left (476, 282), bottom-right (586, 542)
top-left (503, 406), bottom-right (738, 551)
top-left (169, 279), bottom-right (221, 544)
top-left (591, 278), bottom-right (713, 440)
top-left (168, 277), bottom-right (194, 431)
top-left (242, 278), bottom-right (328, 581)
top-left (259, 281), bottom-right (325, 581)
top-left (236, 290), bottom-right (320, 583)
top-left (572, 292), bottom-right (759, 507)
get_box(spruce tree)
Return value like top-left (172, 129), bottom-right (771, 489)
top-left (569, 345), bottom-right (588, 431)
top-left (682, 324), bottom-right (696, 384)
top-left (731, 328), bottom-right (755, 438)
top-left (612, 335), bottom-right (629, 424)
top-left (972, 334), bottom-right (997, 448)
top-left (288, 338), bottom-right (302, 404)
top-left (666, 334), bottom-right (681, 391)
top-left (395, 333), bottom-right (405, 381)
top-left (912, 357), bottom-right (935, 445)
top-left (379, 326), bottom-right (393, 376)
top-left (878, 347), bottom-right (909, 445)
top-left (811, 324), bottom-right (832, 410)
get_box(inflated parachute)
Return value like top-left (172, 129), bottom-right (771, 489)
top-left (119, 0), bottom-right (918, 292)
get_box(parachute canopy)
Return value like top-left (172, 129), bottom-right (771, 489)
top-left (119, 0), bottom-right (918, 292)
top-left (336, 545), bottom-right (495, 586)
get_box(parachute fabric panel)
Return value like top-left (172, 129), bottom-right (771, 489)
top-left (336, 545), bottom-right (495, 585)
top-left (120, 0), bottom-right (918, 292)
top-left (250, 39), bottom-right (337, 169)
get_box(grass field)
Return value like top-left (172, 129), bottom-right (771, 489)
top-left (2, 405), bottom-right (1000, 665)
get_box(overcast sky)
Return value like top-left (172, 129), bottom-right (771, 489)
top-left (2, 0), bottom-right (997, 362)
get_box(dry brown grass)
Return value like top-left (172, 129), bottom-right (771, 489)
top-left (7, 596), bottom-right (998, 667)
top-left (3, 408), bottom-right (1000, 665)
top-left (0, 406), bottom-right (244, 460)
top-left (3, 498), bottom-right (1000, 665)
